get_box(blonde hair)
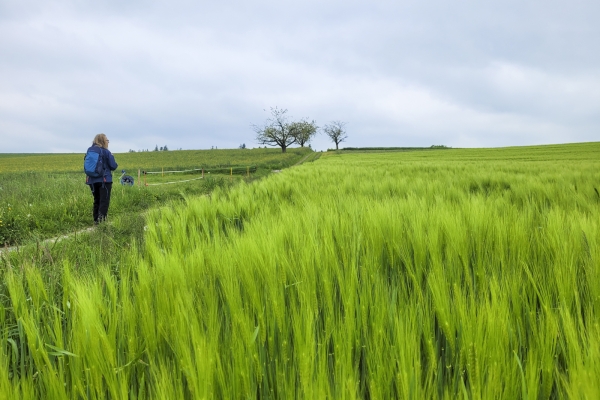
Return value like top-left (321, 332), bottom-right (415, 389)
top-left (93, 133), bottom-right (109, 149)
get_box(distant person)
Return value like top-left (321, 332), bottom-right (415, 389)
top-left (84, 133), bottom-right (118, 224)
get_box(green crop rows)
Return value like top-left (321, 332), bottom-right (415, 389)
top-left (0, 142), bottom-right (599, 398)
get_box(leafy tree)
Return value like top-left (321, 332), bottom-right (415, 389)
top-left (291, 120), bottom-right (318, 147)
top-left (154, 145), bottom-right (159, 151)
top-left (323, 121), bottom-right (348, 150)
top-left (253, 107), bottom-right (302, 153)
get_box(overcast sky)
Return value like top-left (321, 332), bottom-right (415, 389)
top-left (1, 0), bottom-right (598, 153)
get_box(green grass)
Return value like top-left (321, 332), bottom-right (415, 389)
top-left (0, 172), bottom-right (234, 246)
top-left (0, 147), bottom-right (312, 173)
top-left (338, 146), bottom-right (451, 151)
top-left (0, 148), bottom-right (312, 246)
top-left (0, 142), bottom-right (599, 398)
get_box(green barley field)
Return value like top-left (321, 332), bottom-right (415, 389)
top-left (0, 147), bottom-right (312, 246)
top-left (0, 142), bottom-right (599, 398)
top-left (0, 147), bottom-right (311, 174)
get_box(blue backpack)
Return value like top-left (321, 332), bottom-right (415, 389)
top-left (84, 149), bottom-right (105, 178)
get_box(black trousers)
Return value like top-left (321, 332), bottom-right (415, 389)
top-left (90, 182), bottom-right (112, 222)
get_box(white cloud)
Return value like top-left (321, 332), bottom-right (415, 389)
top-left (1, 0), bottom-right (599, 153)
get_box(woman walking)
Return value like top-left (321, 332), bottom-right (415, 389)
top-left (85, 133), bottom-right (118, 224)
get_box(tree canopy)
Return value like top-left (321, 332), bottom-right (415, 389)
top-left (253, 107), bottom-right (317, 153)
top-left (323, 121), bottom-right (348, 150)
top-left (292, 120), bottom-right (318, 147)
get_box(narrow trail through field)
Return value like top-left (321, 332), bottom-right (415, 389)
top-left (1, 153), bottom-right (320, 257)
top-left (292, 152), bottom-right (316, 166)
top-left (292, 152), bottom-right (320, 167)
top-left (0, 226), bottom-right (97, 255)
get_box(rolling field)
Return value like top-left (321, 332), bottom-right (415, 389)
top-left (0, 147), bottom-right (311, 173)
top-left (0, 148), bottom-right (312, 246)
top-left (0, 142), bottom-right (599, 398)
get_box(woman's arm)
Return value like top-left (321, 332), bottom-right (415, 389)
top-left (107, 151), bottom-right (118, 171)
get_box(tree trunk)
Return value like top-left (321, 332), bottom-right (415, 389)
top-left (335, 142), bottom-right (339, 150)
top-left (281, 144), bottom-right (287, 153)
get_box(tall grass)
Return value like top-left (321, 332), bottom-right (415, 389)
top-left (0, 171), bottom-right (232, 246)
top-left (0, 143), bottom-right (599, 398)
top-left (0, 147), bottom-right (313, 245)
top-left (0, 147), bottom-right (312, 173)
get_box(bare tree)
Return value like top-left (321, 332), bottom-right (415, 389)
top-left (253, 107), bottom-right (298, 153)
top-left (323, 121), bottom-right (348, 150)
top-left (291, 119), bottom-right (318, 147)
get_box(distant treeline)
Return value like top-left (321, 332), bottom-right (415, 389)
top-left (334, 145), bottom-right (452, 151)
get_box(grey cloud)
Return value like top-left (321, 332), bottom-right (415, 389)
top-left (1, 0), bottom-right (599, 153)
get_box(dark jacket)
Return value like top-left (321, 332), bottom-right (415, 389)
top-left (85, 145), bottom-right (118, 185)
